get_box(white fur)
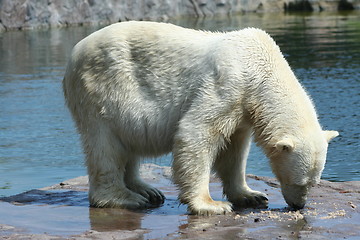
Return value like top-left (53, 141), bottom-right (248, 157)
top-left (63, 21), bottom-right (338, 214)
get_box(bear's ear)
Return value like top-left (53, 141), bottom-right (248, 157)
top-left (323, 130), bottom-right (339, 143)
top-left (275, 138), bottom-right (294, 152)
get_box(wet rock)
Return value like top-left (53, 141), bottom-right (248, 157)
top-left (0, 164), bottom-right (359, 239)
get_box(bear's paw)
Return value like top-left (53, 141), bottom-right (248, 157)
top-left (126, 180), bottom-right (165, 206)
top-left (90, 188), bottom-right (153, 209)
top-left (188, 198), bottom-right (233, 216)
top-left (229, 190), bottom-right (268, 209)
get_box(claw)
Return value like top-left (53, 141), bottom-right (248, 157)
top-left (260, 196), bottom-right (268, 201)
top-left (255, 195), bottom-right (268, 203)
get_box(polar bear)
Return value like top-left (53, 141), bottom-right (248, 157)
top-left (63, 21), bottom-right (338, 215)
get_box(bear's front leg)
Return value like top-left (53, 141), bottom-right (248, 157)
top-left (172, 123), bottom-right (232, 215)
top-left (214, 129), bottom-right (268, 209)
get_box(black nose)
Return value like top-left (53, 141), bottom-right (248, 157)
top-left (289, 203), bottom-right (305, 210)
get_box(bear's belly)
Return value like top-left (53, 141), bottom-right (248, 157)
top-left (112, 105), bottom-right (182, 157)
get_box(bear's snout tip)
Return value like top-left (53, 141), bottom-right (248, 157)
top-left (281, 184), bottom-right (308, 211)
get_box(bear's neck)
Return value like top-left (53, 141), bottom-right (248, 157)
top-left (244, 60), bottom-right (320, 153)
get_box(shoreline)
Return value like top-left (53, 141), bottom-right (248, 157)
top-left (1, 164), bottom-right (359, 239)
top-left (1, 0), bottom-right (360, 32)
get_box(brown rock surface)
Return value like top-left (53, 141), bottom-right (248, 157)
top-left (0, 164), bottom-right (359, 239)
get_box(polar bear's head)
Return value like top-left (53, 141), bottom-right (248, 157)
top-left (269, 130), bottom-right (338, 210)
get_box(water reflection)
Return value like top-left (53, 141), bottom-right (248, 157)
top-left (89, 208), bottom-right (143, 231)
top-left (0, 27), bottom-right (101, 74)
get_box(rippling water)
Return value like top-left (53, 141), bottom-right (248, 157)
top-left (0, 12), bottom-right (359, 197)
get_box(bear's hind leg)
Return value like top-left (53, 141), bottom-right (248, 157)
top-left (83, 121), bottom-right (151, 209)
top-left (124, 158), bottom-right (165, 205)
top-left (214, 129), bottom-right (268, 209)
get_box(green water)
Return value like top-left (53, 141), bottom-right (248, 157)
top-left (0, 12), bottom-right (359, 197)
